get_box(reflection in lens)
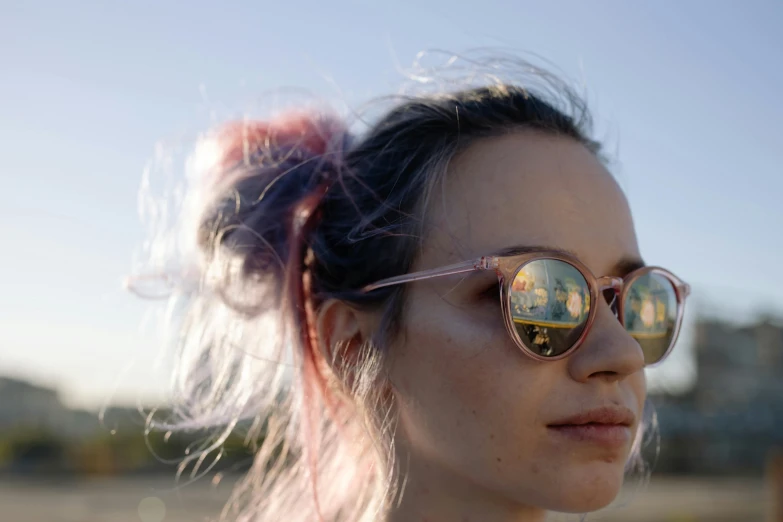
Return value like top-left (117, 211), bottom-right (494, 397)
top-left (623, 272), bottom-right (677, 364)
top-left (510, 259), bottom-right (590, 357)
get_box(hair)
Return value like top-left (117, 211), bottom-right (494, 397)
top-left (129, 53), bottom-right (656, 522)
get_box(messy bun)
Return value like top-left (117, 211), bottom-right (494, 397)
top-left (197, 112), bottom-right (349, 302)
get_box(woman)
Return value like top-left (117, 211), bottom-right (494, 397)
top-left (130, 61), bottom-right (689, 522)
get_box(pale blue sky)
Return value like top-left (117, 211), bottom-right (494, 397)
top-left (1, 1), bottom-right (781, 409)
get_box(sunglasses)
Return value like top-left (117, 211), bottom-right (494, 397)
top-left (361, 250), bottom-right (690, 367)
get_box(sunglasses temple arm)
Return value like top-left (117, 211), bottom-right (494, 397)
top-left (361, 256), bottom-right (496, 293)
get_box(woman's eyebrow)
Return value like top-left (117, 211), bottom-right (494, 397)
top-left (612, 257), bottom-right (646, 276)
top-left (487, 245), bottom-right (646, 276)
top-left (488, 244), bottom-right (575, 257)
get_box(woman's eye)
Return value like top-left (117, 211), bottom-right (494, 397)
top-left (481, 283), bottom-right (501, 301)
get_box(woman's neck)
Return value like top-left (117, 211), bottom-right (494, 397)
top-left (383, 455), bottom-right (548, 522)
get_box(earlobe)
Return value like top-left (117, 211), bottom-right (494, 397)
top-left (316, 298), bottom-right (364, 376)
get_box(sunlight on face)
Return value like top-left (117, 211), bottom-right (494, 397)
top-left (387, 131), bottom-right (647, 516)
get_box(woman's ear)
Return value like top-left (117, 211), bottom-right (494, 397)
top-left (315, 299), bottom-right (366, 388)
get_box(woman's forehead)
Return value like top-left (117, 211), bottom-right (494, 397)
top-left (422, 132), bottom-right (641, 274)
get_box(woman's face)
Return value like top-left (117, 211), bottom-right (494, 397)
top-left (386, 131), bottom-right (647, 517)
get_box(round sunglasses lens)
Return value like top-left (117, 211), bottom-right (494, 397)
top-left (623, 273), bottom-right (678, 365)
top-left (509, 259), bottom-right (591, 357)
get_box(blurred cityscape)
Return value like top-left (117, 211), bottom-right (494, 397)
top-left (652, 315), bottom-right (783, 475)
top-left (1, 313), bottom-right (781, 520)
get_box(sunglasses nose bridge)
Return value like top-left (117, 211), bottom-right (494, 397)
top-left (596, 276), bottom-right (623, 294)
top-left (596, 276), bottom-right (624, 308)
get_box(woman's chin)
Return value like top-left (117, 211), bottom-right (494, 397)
top-left (540, 466), bottom-right (625, 514)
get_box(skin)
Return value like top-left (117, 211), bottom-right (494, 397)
top-left (320, 131), bottom-right (647, 522)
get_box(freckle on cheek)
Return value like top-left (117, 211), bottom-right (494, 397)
top-left (489, 433), bottom-right (494, 440)
top-left (531, 463), bottom-right (540, 475)
top-left (496, 457), bottom-right (502, 463)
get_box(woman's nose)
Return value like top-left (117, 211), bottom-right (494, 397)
top-left (566, 297), bottom-right (645, 383)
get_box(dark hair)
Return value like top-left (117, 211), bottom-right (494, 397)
top-left (203, 85), bottom-right (598, 340)
top-left (134, 78), bottom-right (611, 522)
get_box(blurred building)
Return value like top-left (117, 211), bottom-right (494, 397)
top-left (0, 377), bottom-right (61, 428)
top-left (653, 316), bottom-right (783, 474)
top-left (693, 317), bottom-right (783, 411)
top-left (0, 376), bottom-right (253, 476)
top-left (0, 377), bottom-right (115, 440)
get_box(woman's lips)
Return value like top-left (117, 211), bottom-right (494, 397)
top-left (547, 423), bottom-right (632, 448)
top-left (547, 406), bottom-right (635, 448)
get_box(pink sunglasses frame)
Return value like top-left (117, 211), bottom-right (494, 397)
top-left (362, 251), bottom-right (691, 367)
